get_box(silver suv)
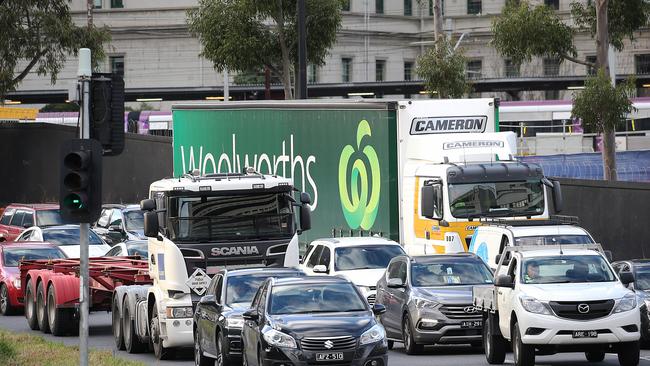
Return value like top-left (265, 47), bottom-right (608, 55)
top-left (375, 253), bottom-right (493, 354)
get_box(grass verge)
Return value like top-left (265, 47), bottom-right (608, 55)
top-left (0, 329), bottom-right (145, 366)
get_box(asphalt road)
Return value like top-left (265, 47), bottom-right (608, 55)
top-left (1, 312), bottom-right (650, 366)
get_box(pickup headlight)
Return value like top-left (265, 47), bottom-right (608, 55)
top-left (263, 329), bottom-right (297, 349)
top-left (12, 278), bottom-right (21, 289)
top-left (360, 324), bottom-right (386, 345)
top-left (414, 297), bottom-right (440, 311)
top-left (226, 317), bottom-right (244, 329)
top-left (613, 293), bottom-right (637, 314)
top-left (166, 306), bottom-right (193, 318)
top-left (520, 296), bottom-right (551, 315)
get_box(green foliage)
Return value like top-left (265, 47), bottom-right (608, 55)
top-left (416, 37), bottom-right (470, 98)
top-left (0, 0), bottom-right (111, 98)
top-left (572, 69), bottom-right (635, 133)
top-left (571, 0), bottom-right (650, 51)
top-left (0, 336), bottom-right (16, 362)
top-left (492, 0), bottom-right (575, 65)
top-left (234, 68), bottom-right (282, 85)
top-left (40, 102), bottom-right (79, 112)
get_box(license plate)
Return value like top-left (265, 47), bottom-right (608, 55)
top-left (461, 320), bottom-right (482, 328)
top-left (316, 352), bottom-right (344, 361)
top-left (572, 330), bottom-right (598, 338)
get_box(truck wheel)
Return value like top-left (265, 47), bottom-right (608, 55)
top-left (484, 315), bottom-right (506, 364)
top-left (24, 280), bottom-right (39, 330)
top-left (36, 281), bottom-right (50, 333)
top-left (617, 341), bottom-right (640, 366)
top-left (0, 283), bottom-right (16, 315)
top-left (122, 297), bottom-right (146, 353)
top-left (47, 283), bottom-right (73, 336)
top-left (193, 328), bottom-right (212, 366)
top-left (512, 322), bottom-right (534, 366)
top-left (151, 301), bottom-right (175, 360)
top-left (585, 351), bottom-right (605, 362)
top-left (402, 313), bottom-right (424, 355)
top-left (112, 296), bottom-right (125, 350)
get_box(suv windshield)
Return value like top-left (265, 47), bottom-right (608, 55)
top-left (269, 283), bottom-right (367, 314)
top-left (515, 235), bottom-right (594, 246)
top-left (411, 259), bottom-right (493, 287)
top-left (448, 180), bottom-right (544, 218)
top-left (522, 255), bottom-right (616, 284)
top-left (635, 266), bottom-right (650, 291)
top-left (334, 245), bottom-right (405, 271)
top-left (168, 192), bottom-right (294, 242)
top-left (3, 248), bottom-right (65, 266)
top-left (42, 228), bottom-right (104, 246)
top-left (35, 210), bottom-right (64, 226)
top-left (124, 210), bottom-right (144, 231)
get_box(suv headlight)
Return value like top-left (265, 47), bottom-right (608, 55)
top-left (226, 317), bottom-right (244, 329)
top-left (613, 293), bottom-right (637, 313)
top-left (360, 324), bottom-right (385, 345)
top-left (413, 297), bottom-right (440, 311)
top-left (519, 296), bottom-right (551, 315)
top-left (263, 329), bottom-right (297, 349)
top-left (12, 278), bottom-right (21, 289)
top-left (166, 306), bottom-right (193, 318)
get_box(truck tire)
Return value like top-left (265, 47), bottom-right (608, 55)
top-left (484, 315), bottom-right (506, 364)
top-left (25, 280), bottom-right (39, 330)
top-left (402, 313), bottom-right (424, 355)
top-left (36, 281), bottom-right (50, 333)
top-left (112, 296), bottom-right (125, 350)
top-left (0, 283), bottom-right (17, 315)
top-left (585, 351), bottom-right (605, 362)
top-left (150, 300), bottom-right (175, 360)
top-left (123, 297), bottom-right (146, 354)
top-left (617, 341), bottom-right (640, 366)
top-left (193, 328), bottom-right (212, 366)
top-left (512, 322), bottom-right (534, 366)
top-left (47, 283), bottom-right (73, 336)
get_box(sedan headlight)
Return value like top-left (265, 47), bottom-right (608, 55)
top-left (360, 324), bottom-right (386, 345)
top-left (413, 297), bottom-right (440, 311)
top-left (613, 293), bottom-right (637, 314)
top-left (263, 329), bottom-right (297, 349)
top-left (519, 296), bottom-right (551, 315)
top-left (226, 316), bottom-right (244, 329)
top-left (166, 306), bottom-right (193, 318)
top-left (12, 278), bottom-right (21, 289)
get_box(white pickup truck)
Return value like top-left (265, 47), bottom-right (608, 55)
top-left (473, 244), bottom-right (641, 366)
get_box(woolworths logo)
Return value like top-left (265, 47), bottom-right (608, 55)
top-left (338, 120), bottom-right (380, 230)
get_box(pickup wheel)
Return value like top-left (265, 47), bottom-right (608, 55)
top-left (24, 280), bottom-right (39, 330)
top-left (151, 301), bottom-right (176, 360)
top-left (617, 341), bottom-right (640, 366)
top-left (122, 297), bottom-right (146, 354)
top-left (0, 283), bottom-right (17, 315)
top-left (402, 313), bottom-right (424, 355)
top-left (47, 283), bottom-right (73, 336)
top-left (484, 315), bottom-right (506, 364)
top-left (585, 351), bottom-right (605, 362)
top-left (512, 322), bottom-right (535, 366)
top-left (36, 281), bottom-right (50, 333)
top-left (112, 296), bottom-right (125, 350)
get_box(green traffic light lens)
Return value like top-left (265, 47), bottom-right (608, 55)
top-left (63, 194), bottom-right (86, 210)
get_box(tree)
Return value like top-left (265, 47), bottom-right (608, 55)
top-left (416, 37), bottom-right (470, 98)
top-left (492, 0), bottom-right (649, 180)
top-left (0, 0), bottom-right (111, 99)
top-left (40, 102), bottom-right (79, 112)
top-left (187, 0), bottom-right (343, 100)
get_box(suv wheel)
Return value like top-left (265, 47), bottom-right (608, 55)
top-left (512, 322), bottom-right (534, 366)
top-left (402, 313), bottom-right (423, 355)
top-left (617, 341), bottom-right (640, 366)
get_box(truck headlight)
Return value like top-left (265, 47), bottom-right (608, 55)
top-left (360, 324), bottom-right (385, 345)
top-left (613, 293), bottom-right (637, 314)
top-left (520, 296), bottom-right (551, 315)
top-left (166, 306), bottom-right (193, 318)
top-left (263, 329), bottom-right (297, 349)
top-left (12, 278), bottom-right (21, 289)
top-left (226, 317), bottom-right (244, 329)
top-left (414, 297), bottom-right (440, 311)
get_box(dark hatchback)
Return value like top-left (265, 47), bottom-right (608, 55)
top-left (194, 267), bottom-right (306, 366)
top-left (241, 276), bottom-right (388, 366)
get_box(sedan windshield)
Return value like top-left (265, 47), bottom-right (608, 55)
top-left (225, 273), bottom-right (301, 306)
top-left (35, 210), bottom-right (65, 227)
top-left (448, 180), bottom-right (544, 218)
top-left (269, 283), bottom-right (367, 315)
top-left (124, 210), bottom-right (144, 231)
top-left (334, 245), bottom-right (405, 271)
top-left (126, 243), bottom-right (148, 257)
top-left (3, 248), bottom-right (65, 266)
top-left (521, 255), bottom-right (616, 284)
top-left (42, 228), bottom-right (104, 246)
top-left (635, 266), bottom-right (650, 291)
top-left (515, 235), bottom-right (594, 246)
top-left (411, 260), bottom-right (493, 287)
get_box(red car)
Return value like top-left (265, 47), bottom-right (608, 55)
top-left (0, 242), bottom-right (66, 315)
top-left (0, 204), bottom-right (63, 242)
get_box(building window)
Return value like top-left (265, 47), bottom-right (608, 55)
top-left (308, 64), bottom-right (318, 84)
top-left (376, 0), bottom-right (383, 14)
top-left (545, 90), bottom-right (560, 100)
top-left (342, 57), bottom-right (352, 82)
top-left (586, 55), bottom-right (597, 75)
top-left (504, 59), bottom-right (520, 78)
top-left (110, 56), bottom-right (124, 78)
top-left (466, 59), bottom-right (482, 79)
top-left (342, 0), bottom-right (350, 11)
top-left (467, 0), bottom-right (481, 15)
top-left (376, 60), bottom-right (386, 82)
top-left (111, 0), bottom-right (123, 8)
top-left (635, 54), bottom-right (650, 74)
top-left (404, 0), bottom-right (412, 16)
top-left (404, 61), bottom-right (414, 81)
top-left (543, 58), bottom-right (560, 76)
top-left (93, 0), bottom-right (102, 9)
top-left (544, 0), bottom-right (559, 10)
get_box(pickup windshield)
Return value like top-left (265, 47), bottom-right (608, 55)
top-left (521, 255), bottom-right (616, 284)
top-left (411, 259), bottom-right (493, 286)
top-left (635, 266), bottom-right (650, 291)
top-left (168, 192), bottom-right (294, 242)
top-left (448, 180), bottom-right (544, 218)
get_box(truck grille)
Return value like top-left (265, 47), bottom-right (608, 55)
top-left (301, 336), bottom-right (357, 351)
top-left (440, 304), bottom-right (482, 320)
top-left (549, 300), bottom-right (615, 320)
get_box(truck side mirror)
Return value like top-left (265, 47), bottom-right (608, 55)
top-left (552, 180), bottom-right (563, 213)
top-left (143, 211), bottom-right (159, 238)
top-left (495, 274), bottom-right (514, 288)
top-left (300, 192), bottom-right (312, 205)
top-left (421, 183), bottom-right (442, 219)
top-left (300, 205), bottom-right (311, 232)
top-left (140, 199), bottom-right (156, 211)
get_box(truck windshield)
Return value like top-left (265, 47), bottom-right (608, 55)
top-left (334, 245), bottom-right (405, 271)
top-left (521, 255), bottom-right (616, 284)
top-left (635, 266), bottom-right (650, 291)
top-left (410, 259), bottom-right (493, 287)
top-left (515, 235), bottom-right (594, 246)
top-left (168, 192), bottom-right (294, 242)
top-left (448, 180), bottom-right (544, 218)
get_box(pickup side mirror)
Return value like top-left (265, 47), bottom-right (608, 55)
top-left (140, 199), bottom-right (156, 211)
top-left (387, 278), bottom-right (406, 288)
top-left (372, 303), bottom-right (386, 315)
top-left (313, 264), bottom-right (328, 274)
top-left (143, 211), bottom-right (159, 238)
top-left (199, 294), bottom-right (217, 306)
top-left (552, 180), bottom-right (563, 213)
top-left (619, 271), bottom-right (635, 285)
top-left (242, 308), bottom-right (259, 321)
top-left (495, 274), bottom-right (515, 288)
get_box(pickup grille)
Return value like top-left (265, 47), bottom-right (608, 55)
top-left (301, 336), bottom-right (357, 351)
top-left (549, 300), bottom-right (615, 320)
top-left (440, 304), bottom-right (482, 320)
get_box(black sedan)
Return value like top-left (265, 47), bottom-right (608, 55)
top-left (241, 276), bottom-right (388, 366)
top-left (194, 267), bottom-right (305, 366)
top-left (612, 259), bottom-right (650, 344)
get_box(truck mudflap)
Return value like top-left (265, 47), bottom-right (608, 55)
top-left (135, 299), bottom-right (150, 342)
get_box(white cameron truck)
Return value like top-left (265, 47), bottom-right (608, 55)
top-left (473, 244), bottom-right (641, 366)
top-left (111, 169), bottom-right (312, 359)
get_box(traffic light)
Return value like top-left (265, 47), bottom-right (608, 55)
top-left (90, 73), bottom-right (125, 156)
top-left (60, 139), bottom-right (103, 223)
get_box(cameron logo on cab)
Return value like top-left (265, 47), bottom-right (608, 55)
top-left (410, 116), bottom-right (488, 135)
top-left (211, 246), bottom-right (260, 256)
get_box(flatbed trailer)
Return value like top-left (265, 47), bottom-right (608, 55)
top-left (19, 256), bottom-right (151, 336)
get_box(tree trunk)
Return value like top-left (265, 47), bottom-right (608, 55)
top-left (596, 0), bottom-right (617, 180)
top-left (275, 0), bottom-right (293, 100)
top-left (602, 128), bottom-right (617, 181)
top-left (433, 0), bottom-right (443, 42)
